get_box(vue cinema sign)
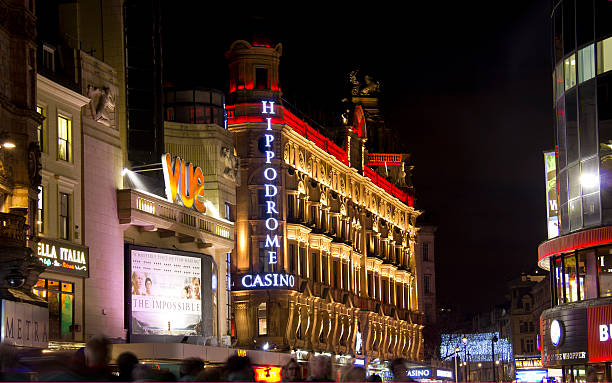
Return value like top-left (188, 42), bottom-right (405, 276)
top-left (162, 153), bottom-right (206, 213)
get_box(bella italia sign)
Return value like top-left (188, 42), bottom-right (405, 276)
top-left (37, 239), bottom-right (89, 277)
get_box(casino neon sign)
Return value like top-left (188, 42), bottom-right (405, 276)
top-left (239, 101), bottom-right (295, 290)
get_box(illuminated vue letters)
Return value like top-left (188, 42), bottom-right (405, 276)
top-left (162, 153), bottom-right (206, 213)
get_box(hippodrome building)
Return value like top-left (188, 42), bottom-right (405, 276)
top-left (537, 1), bottom-right (612, 382)
top-left (226, 40), bottom-right (424, 368)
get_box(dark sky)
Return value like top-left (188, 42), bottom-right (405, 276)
top-left (162, 1), bottom-right (554, 316)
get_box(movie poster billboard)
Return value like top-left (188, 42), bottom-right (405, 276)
top-left (130, 249), bottom-right (202, 336)
top-left (544, 151), bottom-right (559, 239)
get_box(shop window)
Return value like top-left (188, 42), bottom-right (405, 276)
top-left (57, 115), bottom-right (72, 162)
top-left (597, 37), bottom-right (612, 74)
top-left (565, 54), bottom-right (577, 91)
top-left (553, 257), bottom-right (565, 304)
top-left (32, 278), bottom-right (74, 340)
top-left (578, 45), bottom-right (596, 83)
top-left (59, 192), bottom-right (70, 240)
top-left (37, 186), bottom-right (44, 234)
top-left (598, 247), bottom-right (612, 297)
top-left (36, 105), bottom-right (46, 152)
top-left (257, 302), bottom-right (267, 336)
top-left (564, 255), bottom-right (579, 302)
top-left (579, 250), bottom-right (598, 299)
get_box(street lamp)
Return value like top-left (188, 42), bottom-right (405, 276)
top-left (462, 336), bottom-right (469, 382)
top-left (454, 347), bottom-right (460, 383)
top-left (491, 335), bottom-right (498, 382)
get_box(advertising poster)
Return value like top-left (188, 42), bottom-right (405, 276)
top-left (544, 151), bottom-right (560, 239)
top-left (130, 249), bottom-right (202, 336)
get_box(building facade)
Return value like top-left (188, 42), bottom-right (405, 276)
top-left (538, 0), bottom-right (612, 381)
top-left (227, 40), bottom-right (423, 365)
top-left (416, 225), bottom-right (437, 326)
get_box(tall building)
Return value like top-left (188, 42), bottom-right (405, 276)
top-left (227, 39), bottom-right (423, 370)
top-left (538, 1), bottom-right (612, 381)
top-left (416, 225), bottom-right (437, 326)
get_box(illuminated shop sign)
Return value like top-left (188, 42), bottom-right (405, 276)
top-left (406, 368), bottom-right (431, 378)
top-left (253, 366), bottom-right (282, 383)
top-left (544, 151), bottom-right (559, 239)
top-left (261, 101), bottom-right (280, 266)
top-left (514, 356), bottom-right (542, 369)
top-left (436, 369), bottom-right (453, 379)
top-left (37, 239), bottom-right (89, 277)
top-left (1, 300), bottom-right (48, 348)
top-left (240, 273), bottom-right (295, 289)
top-left (542, 308), bottom-right (588, 366)
top-left (162, 153), bottom-right (206, 213)
top-left (587, 304), bottom-right (612, 361)
top-left (516, 369), bottom-right (548, 383)
top-left (550, 319), bottom-right (563, 347)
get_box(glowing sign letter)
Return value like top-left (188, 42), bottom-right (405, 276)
top-left (266, 201), bottom-right (279, 215)
top-left (266, 151), bottom-right (275, 164)
top-left (268, 251), bottom-right (277, 264)
top-left (264, 134), bottom-right (274, 148)
top-left (265, 218), bottom-right (278, 231)
top-left (162, 153), bottom-right (181, 202)
top-left (601, 324), bottom-right (609, 342)
top-left (261, 101), bottom-right (275, 115)
top-left (265, 184), bottom-right (277, 197)
top-left (264, 168), bottom-right (277, 181)
top-left (181, 162), bottom-right (194, 208)
top-left (193, 166), bottom-right (206, 213)
top-left (265, 234), bottom-right (279, 248)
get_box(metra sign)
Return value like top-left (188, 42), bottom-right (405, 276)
top-left (162, 153), bottom-right (206, 213)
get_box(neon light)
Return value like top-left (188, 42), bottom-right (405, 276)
top-left (162, 153), bottom-right (206, 213)
top-left (241, 273), bottom-right (295, 288)
top-left (262, 101), bottom-right (280, 266)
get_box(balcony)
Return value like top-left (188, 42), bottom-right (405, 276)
top-left (117, 189), bottom-right (234, 250)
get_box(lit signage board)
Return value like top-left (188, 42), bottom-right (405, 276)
top-left (130, 248), bottom-right (202, 336)
top-left (37, 239), bottom-right (89, 277)
top-left (514, 356), bottom-right (543, 369)
top-left (406, 368), bottom-right (432, 378)
top-left (544, 151), bottom-right (559, 239)
top-left (436, 369), bottom-right (453, 379)
top-left (516, 369), bottom-right (547, 383)
top-left (254, 366), bottom-right (282, 383)
top-left (587, 304), bottom-right (612, 361)
top-left (236, 101), bottom-right (295, 291)
top-left (162, 153), bottom-right (206, 213)
top-left (238, 273), bottom-right (295, 289)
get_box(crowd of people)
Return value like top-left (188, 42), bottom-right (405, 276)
top-left (0, 336), bottom-right (417, 382)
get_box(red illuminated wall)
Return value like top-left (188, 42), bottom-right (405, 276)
top-left (588, 305), bottom-right (612, 362)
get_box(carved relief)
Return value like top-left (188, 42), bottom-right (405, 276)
top-left (284, 143), bottom-right (290, 164)
top-left (298, 150), bottom-right (305, 170)
top-left (87, 85), bottom-right (116, 127)
top-left (221, 147), bottom-right (239, 181)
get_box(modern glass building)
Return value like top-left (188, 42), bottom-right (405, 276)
top-left (539, 1), bottom-right (612, 381)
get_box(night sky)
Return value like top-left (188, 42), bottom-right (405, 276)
top-left (162, 1), bottom-right (554, 316)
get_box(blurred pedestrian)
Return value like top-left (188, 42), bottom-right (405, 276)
top-left (305, 355), bottom-right (331, 382)
top-left (179, 357), bottom-right (204, 381)
top-left (225, 355), bottom-right (255, 382)
top-left (83, 335), bottom-right (114, 381)
top-left (390, 358), bottom-right (414, 382)
top-left (116, 351), bottom-right (139, 381)
top-left (195, 366), bottom-right (225, 381)
top-left (339, 366), bottom-right (366, 382)
top-left (367, 374), bottom-right (382, 382)
top-left (281, 358), bottom-right (301, 382)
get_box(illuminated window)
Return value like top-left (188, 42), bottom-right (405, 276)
top-left (564, 54), bottom-right (577, 90)
top-left (257, 302), bottom-right (267, 336)
top-left (57, 115), bottom-right (71, 162)
top-left (59, 192), bottom-right (70, 240)
top-left (578, 44), bottom-right (595, 83)
top-left (597, 37), bottom-right (612, 74)
top-left (598, 247), bottom-right (612, 297)
top-left (225, 202), bottom-right (231, 220)
top-left (32, 278), bottom-right (74, 340)
top-left (36, 105), bottom-right (46, 152)
top-left (564, 255), bottom-right (578, 302)
top-left (37, 186), bottom-right (44, 234)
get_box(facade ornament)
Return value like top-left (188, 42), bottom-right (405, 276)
top-left (360, 75), bottom-right (381, 95)
top-left (284, 143), bottom-right (290, 163)
top-left (27, 142), bottom-right (41, 187)
top-left (221, 146), bottom-right (239, 181)
top-left (349, 70), bottom-right (360, 96)
top-left (87, 85), bottom-right (116, 127)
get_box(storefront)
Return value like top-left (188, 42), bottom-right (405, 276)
top-left (541, 300), bottom-right (612, 382)
top-left (514, 355), bottom-right (550, 383)
top-left (33, 238), bottom-right (88, 343)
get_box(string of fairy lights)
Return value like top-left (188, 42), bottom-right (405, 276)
top-left (440, 332), bottom-right (513, 363)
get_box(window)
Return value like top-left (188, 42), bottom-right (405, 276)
top-left (422, 242), bottom-right (429, 261)
top-left (424, 274), bottom-right (432, 295)
top-left (382, 279), bottom-right (388, 304)
top-left (553, 256), bottom-right (565, 304)
top-left (42, 44), bottom-right (55, 72)
top-left (36, 105), bottom-right (46, 152)
top-left (311, 253), bottom-right (318, 281)
top-left (321, 255), bottom-right (328, 285)
top-left (555, 62), bottom-right (564, 100)
top-left (257, 302), bottom-right (267, 336)
top-left (565, 54), bottom-right (577, 90)
top-left (288, 244), bottom-right (296, 274)
top-left (598, 247), bottom-right (612, 297)
top-left (258, 241), bottom-right (271, 273)
top-left (564, 254), bottom-right (578, 302)
top-left (57, 115), bottom-right (72, 162)
top-left (578, 44), bottom-right (595, 83)
top-left (597, 37), bottom-right (612, 74)
top-left (525, 338), bottom-right (535, 353)
top-left (32, 278), bottom-right (74, 340)
top-left (224, 202), bottom-right (231, 221)
top-left (255, 68), bottom-right (268, 90)
top-left (37, 186), bottom-right (44, 234)
top-left (59, 192), bottom-right (70, 240)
